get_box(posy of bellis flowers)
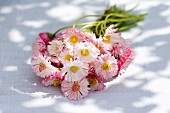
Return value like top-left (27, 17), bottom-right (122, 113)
top-left (30, 4), bottom-right (147, 100)
top-left (31, 24), bottom-right (134, 100)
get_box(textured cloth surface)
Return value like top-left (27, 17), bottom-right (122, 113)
top-left (0, 0), bottom-right (170, 113)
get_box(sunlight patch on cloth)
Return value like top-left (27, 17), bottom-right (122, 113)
top-left (46, 5), bottom-right (82, 22)
top-left (8, 28), bottom-right (25, 43)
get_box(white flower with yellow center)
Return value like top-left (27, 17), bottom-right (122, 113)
top-left (61, 60), bottom-right (89, 82)
top-left (88, 78), bottom-right (99, 90)
top-left (69, 35), bottom-right (79, 45)
top-left (99, 33), bottom-right (121, 50)
top-left (102, 25), bottom-right (131, 49)
top-left (62, 28), bottom-right (86, 45)
top-left (102, 24), bottom-right (120, 45)
top-left (74, 42), bottom-right (100, 63)
top-left (31, 55), bottom-right (56, 78)
top-left (47, 39), bottom-right (64, 56)
top-left (59, 50), bottom-right (74, 63)
top-left (94, 54), bottom-right (118, 80)
top-left (61, 78), bottom-right (90, 100)
top-left (102, 34), bottom-right (132, 50)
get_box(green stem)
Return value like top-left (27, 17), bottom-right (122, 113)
top-left (95, 21), bottom-right (103, 36)
top-left (127, 4), bottom-right (139, 13)
top-left (103, 16), bottom-right (141, 22)
top-left (72, 14), bottom-right (104, 28)
top-left (104, 13), bottom-right (114, 30)
top-left (118, 23), bottom-right (137, 31)
top-left (53, 26), bottom-right (73, 36)
top-left (76, 21), bottom-right (98, 26)
top-left (53, 5), bottom-right (147, 37)
top-left (53, 22), bottom-right (97, 35)
top-left (81, 23), bottom-right (97, 31)
top-left (113, 23), bottom-right (121, 28)
top-left (101, 22), bottom-right (105, 35)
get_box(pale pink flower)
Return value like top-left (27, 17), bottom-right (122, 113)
top-left (94, 54), bottom-right (118, 81)
top-left (105, 24), bottom-right (117, 35)
top-left (101, 32), bottom-right (122, 49)
top-left (102, 25), bottom-right (121, 45)
top-left (74, 42), bottom-right (100, 63)
top-left (86, 68), bottom-right (105, 91)
top-left (117, 48), bottom-right (134, 75)
top-left (53, 33), bottom-right (63, 40)
top-left (86, 32), bottom-right (97, 43)
top-left (111, 46), bottom-right (124, 60)
top-left (58, 49), bottom-right (74, 63)
top-left (32, 37), bottom-right (47, 56)
top-left (61, 78), bottom-right (90, 100)
top-left (42, 70), bottom-right (63, 86)
top-left (61, 60), bottom-right (89, 82)
top-left (31, 55), bottom-right (56, 78)
top-left (102, 25), bottom-right (132, 51)
top-left (62, 28), bottom-right (86, 45)
top-left (86, 32), bottom-right (108, 54)
top-left (47, 39), bottom-right (65, 57)
top-left (111, 38), bottom-right (132, 50)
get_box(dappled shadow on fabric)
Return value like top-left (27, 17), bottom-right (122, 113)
top-left (1, 1), bottom-right (170, 113)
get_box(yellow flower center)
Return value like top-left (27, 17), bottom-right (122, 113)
top-left (81, 49), bottom-right (89, 56)
top-left (65, 54), bottom-right (73, 61)
top-left (39, 63), bottom-right (46, 70)
top-left (52, 79), bottom-right (60, 86)
top-left (72, 83), bottom-right (80, 92)
top-left (88, 78), bottom-right (98, 87)
top-left (56, 46), bottom-right (59, 50)
top-left (70, 35), bottom-right (78, 44)
top-left (101, 62), bottom-right (110, 71)
top-left (70, 66), bottom-right (79, 73)
top-left (95, 44), bottom-right (101, 50)
top-left (102, 35), bottom-right (110, 44)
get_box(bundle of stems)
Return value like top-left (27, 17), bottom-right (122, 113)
top-left (53, 5), bottom-right (147, 38)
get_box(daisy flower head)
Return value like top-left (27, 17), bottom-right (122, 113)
top-left (109, 37), bottom-right (132, 50)
top-left (62, 28), bottom-right (86, 45)
top-left (111, 46), bottom-right (124, 60)
top-left (53, 32), bottom-right (63, 40)
top-left (47, 39), bottom-right (65, 57)
top-left (100, 25), bottom-right (122, 50)
top-left (59, 49), bottom-right (74, 63)
top-left (95, 38), bottom-right (109, 54)
top-left (31, 55), bottom-right (56, 78)
top-left (32, 37), bottom-right (47, 56)
top-left (86, 32), bottom-right (97, 44)
top-left (61, 78), bottom-right (90, 100)
top-left (105, 24), bottom-right (117, 35)
top-left (74, 42), bottom-right (100, 63)
top-left (42, 70), bottom-right (63, 86)
top-left (94, 54), bottom-right (118, 81)
top-left (120, 38), bottom-right (132, 48)
top-left (104, 27), bottom-right (132, 49)
top-left (61, 60), bottom-right (89, 82)
top-left (110, 38), bottom-right (132, 60)
top-left (117, 48), bottom-right (134, 75)
top-left (86, 32), bottom-right (108, 54)
top-left (86, 68), bottom-right (105, 91)
top-left (102, 32), bottom-right (122, 45)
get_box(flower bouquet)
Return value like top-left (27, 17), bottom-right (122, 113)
top-left (31, 5), bottom-right (146, 100)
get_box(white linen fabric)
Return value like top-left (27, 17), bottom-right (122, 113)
top-left (0, 0), bottom-right (170, 113)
